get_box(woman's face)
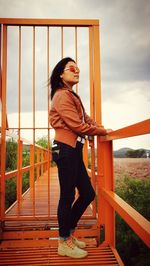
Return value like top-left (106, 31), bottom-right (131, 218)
top-left (60, 61), bottom-right (80, 88)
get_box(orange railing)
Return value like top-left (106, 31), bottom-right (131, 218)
top-left (0, 19), bottom-right (150, 260)
top-left (96, 119), bottom-right (150, 248)
top-left (0, 18), bottom-right (100, 224)
top-left (3, 135), bottom-right (50, 218)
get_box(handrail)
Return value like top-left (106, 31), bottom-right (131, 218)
top-left (5, 129), bottom-right (49, 151)
top-left (4, 159), bottom-right (50, 180)
top-left (101, 188), bottom-right (150, 247)
top-left (97, 118), bottom-right (150, 249)
top-left (101, 119), bottom-right (150, 141)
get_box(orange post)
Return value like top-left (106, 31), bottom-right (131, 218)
top-left (17, 140), bottom-right (23, 204)
top-left (47, 26), bottom-right (51, 217)
top-left (0, 25), bottom-right (7, 221)
top-left (90, 139), bottom-right (97, 218)
top-left (83, 139), bottom-right (88, 168)
top-left (29, 144), bottom-right (34, 190)
top-left (97, 138), bottom-right (115, 247)
top-left (61, 26), bottom-right (64, 59)
top-left (89, 26), bottom-right (95, 121)
top-left (41, 150), bottom-right (44, 175)
top-left (30, 144), bottom-right (35, 216)
top-left (36, 148), bottom-right (40, 180)
top-left (103, 141), bottom-right (115, 246)
top-left (93, 24), bottom-right (102, 125)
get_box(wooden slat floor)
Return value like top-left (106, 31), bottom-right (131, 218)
top-left (5, 166), bottom-right (92, 220)
top-left (1, 167), bottom-right (124, 265)
top-left (0, 245), bottom-right (120, 265)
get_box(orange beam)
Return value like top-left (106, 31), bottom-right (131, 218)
top-left (4, 215), bottom-right (94, 221)
top-left (2, 228), bottom-right (97, 240)
top-left (102, 188), bottom-right (150, 248)
top-left (0, 18), bottom-right (99, 26)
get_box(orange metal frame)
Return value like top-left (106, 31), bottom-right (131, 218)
top-left (0, 19), bottom-right (150, 257)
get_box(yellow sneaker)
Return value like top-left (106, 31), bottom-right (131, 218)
top-left (71, 235), bottom-right (86, 249)
top-left (58, 238), bottom-right (87, 258)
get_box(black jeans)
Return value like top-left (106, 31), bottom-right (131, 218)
top-left (52, 141), bottom-right (95, 238)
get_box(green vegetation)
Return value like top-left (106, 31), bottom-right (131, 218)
top-left (126, 149), bottom-right (145, 158)
top-left (5, 176), bottom-right (17, 209)
top-left (5, 140), bottom-right (17, 208)
top-left (36, 136), bottom-right (50, 149)
top-left (114, 148), bottom-right (149, 158)
top-left (6, 139), bottom-right (17, 172)
top-left (5, 140), bottom-right (30, 209)
top-left (5, 137), bottom-right (51, 209)
top-left (115, 175), bottom-right (150, 266)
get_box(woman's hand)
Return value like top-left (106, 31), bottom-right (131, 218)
top-left (106, 128), bottom-right (113, 133)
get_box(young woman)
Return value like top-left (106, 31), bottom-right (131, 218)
top-left (49, 57), bottom-right (108, 258)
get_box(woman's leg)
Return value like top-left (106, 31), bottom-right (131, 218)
top-left (70, 146), bottom-right (95, 230)
top-left (56, 143), bottom-right (79, 239)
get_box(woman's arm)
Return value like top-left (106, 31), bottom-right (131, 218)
top-left (52, 90), bottom-right (107, 136)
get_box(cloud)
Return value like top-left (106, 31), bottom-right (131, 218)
top-left (102, 85), bottom-right (150, 128)
top-left (102, 86), bottom-right (150, 150)
top-left (0, 0), bottom-right (150, 149)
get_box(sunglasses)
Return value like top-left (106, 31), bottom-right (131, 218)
top-left (64, 65), bottom-right (80, 73)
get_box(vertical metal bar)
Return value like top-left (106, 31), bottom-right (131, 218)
top-left (18, 26), bottom-right (21, 130)
top-left (90, 142), bottom-right (96, 218)
top-left (75, 27), bottom-right (78, 94)
top-left (89, 26), bottom-right (96, 218)
top-left (17, 140), bottom-right (23, 203)
top-left (30, 145), bottom-right (34, 187)
top-left (61, 27), bottom-right (63, 59)
top-left (0, 25), bottom-right (8, 130)
top-left (32, 26), bottom-right (35, 216)
top-left (41, 149), bottom-right (44, 175)
top-left (17, 26), bottom-right (22, 215)
top-left (0, 24), bottom-right (2, 100)
top-left (97, 138), bottom-right (105, 243)
top-left (75, 27), bottom-right (78, 63)
top-left (83, 140), bottom-right (88, 168)
top-left (93, 25), bottom-right (101, 125)
top-left (91, 23), bottom-right (105, 241)
top-left (47, 26), bottom-right (50, 217)
top-left (0, 24), bottom-right (2, 202)
top-left (0, 25), bottom-right (7, 221)
top-left (89, 26), bottom-right (95, 120)
top-left (36, 148), bottom-right (40, 180)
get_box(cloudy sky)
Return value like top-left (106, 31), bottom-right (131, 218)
top-left (0, 0), bottom-right (150, 149)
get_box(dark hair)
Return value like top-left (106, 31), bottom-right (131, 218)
top-left (50, 57), bottom-right (75, 99)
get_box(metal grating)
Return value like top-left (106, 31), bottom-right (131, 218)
top-left (0, 246), bottom-right (121, 265)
